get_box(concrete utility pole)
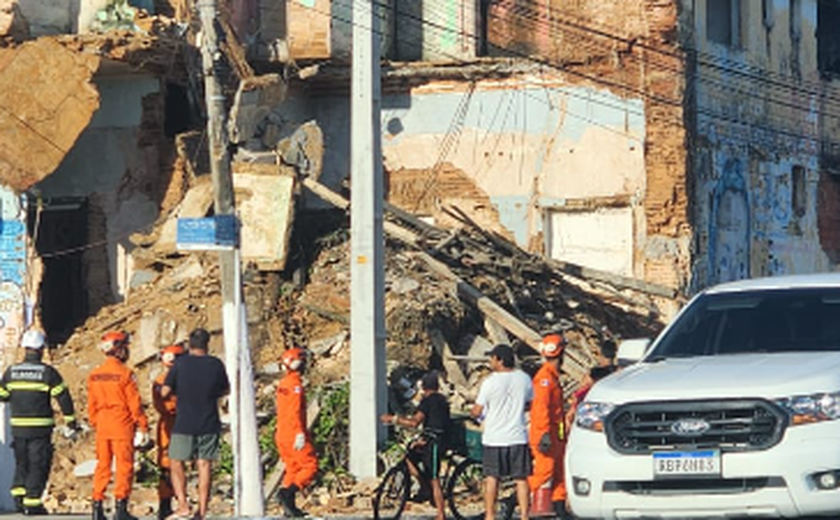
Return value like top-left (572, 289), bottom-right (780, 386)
top-left (197, 0), bottom-right (264, 514)
top-left (349, 0), bottom-right (387, 478)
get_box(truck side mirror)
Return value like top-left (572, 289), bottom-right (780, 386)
top-left (616, 338), bottom-right (651, 366)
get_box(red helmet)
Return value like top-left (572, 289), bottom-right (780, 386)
top-left (161, 344), bottom-right (186, 366)
top-left (282, 348), bottom-right (305, 371)
top-left (539, 333), bottom-right (566, 359)
top-left (100, 331), bottom-right (129, 354)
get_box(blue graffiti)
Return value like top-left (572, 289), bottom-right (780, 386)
top-left (708, 158), bottom-right (751, 284)
top-left (0, 220), bottom-right (26, 286)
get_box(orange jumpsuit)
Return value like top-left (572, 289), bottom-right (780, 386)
top-left (274, 371), bottom-right (318, 489)
top-left (87, 357), bottom-right (149, 500)
top-left (152, 371), bottom-right (176, 499)
top-left (528, 362), bottom-right (566, 502)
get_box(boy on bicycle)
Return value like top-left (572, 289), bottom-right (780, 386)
top-left (381, 371), bottom-right (450, 520)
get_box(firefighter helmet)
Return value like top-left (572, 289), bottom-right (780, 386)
top-left (21, 329), bottom-right (46, 350)
top-left (100, 331), bottom-right (130, 354)
top-left (539, 333), bottom-right (566, 358)
top-left (161, 344), bottom-right (186, 366)
top-left (281, 347), bottom-right (306, 371)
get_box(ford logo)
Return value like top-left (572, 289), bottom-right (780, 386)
top-left (671, 418), bottom-right (711, 436)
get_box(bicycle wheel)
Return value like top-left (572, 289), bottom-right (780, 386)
top-left (373, 461), bottom-right (410, 520)
top-left (446, 458), bottom-right (486, 520)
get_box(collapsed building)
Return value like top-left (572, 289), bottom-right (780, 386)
top-left (0, 0), bottom-right (839, 515)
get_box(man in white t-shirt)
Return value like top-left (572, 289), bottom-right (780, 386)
top-left (470, 344), bottom-right (534, 520)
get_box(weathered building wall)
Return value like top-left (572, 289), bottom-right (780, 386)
top-left (484, 0), bottom-right (691, 291)
top-left (36, 74), bottom-right (162, 309)
top-left (291, 73), bottom-right (648, 278)
top-left (259, 0), bottom-right (477, 62)
top-left (685, 0), bottom-right (834, 290)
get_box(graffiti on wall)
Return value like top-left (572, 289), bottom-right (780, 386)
top-left (709, 158), bottom-right (750, 284)
top-left (0, 187), bottom-right (26, 369)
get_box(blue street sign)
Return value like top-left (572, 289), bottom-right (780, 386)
top-left (176, 215), bottom-right (239, 250)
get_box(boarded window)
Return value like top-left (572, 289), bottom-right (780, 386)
top-left (546, 207), bottom-right (633, 276)
top-left (707, 0), bottom-right (740, 47)
top-left (818, 0), bottom-right (840, 77)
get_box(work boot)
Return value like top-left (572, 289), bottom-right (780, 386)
top-left (278, 486), bottom-right (305, 517)
top-left (158, 497), bottom-right (173, 520)
top-left (13, 496), bottom-right (23, 513)
top-left (115, 498), bottom-right (139, 520)
top-left (24, 504), bottom-right (48, 516)
top-left (288, 485), bottom-right (307, 518)
top-left (553, 500), bottom-right (569, 520)
top-left (92, 500), bottom-right (106, 520)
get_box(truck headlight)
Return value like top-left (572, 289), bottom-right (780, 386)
top-left (575, 402), bottom-right (616, 432)
top-left (776, 392), bottom-right (840, 425)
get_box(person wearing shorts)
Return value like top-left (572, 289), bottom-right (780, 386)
top-left (160, 328), bottom-right (229, 520)
top-left (471, 344), bottom-right (534, 520)
top-left (381, 372), bottom-right (450, 520)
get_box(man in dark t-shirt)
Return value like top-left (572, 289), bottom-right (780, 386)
top-left (381, 372), bottom-right (450, 520)
top-left (160, 328), bottom-right (229, 520)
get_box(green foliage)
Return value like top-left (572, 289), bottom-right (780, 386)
top-left (312, 381), bottom-right (350, 476)
top-left (260, 416), bottom-right (279, 472)
top-left (214, 438), bottom-right (234, 478)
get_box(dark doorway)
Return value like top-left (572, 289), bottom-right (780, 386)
top-left (27, 197), bottom-right (89, 344)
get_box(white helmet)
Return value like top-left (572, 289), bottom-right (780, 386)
top-left (21, 329), bottom-right (46, 350)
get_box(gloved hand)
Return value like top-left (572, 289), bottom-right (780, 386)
top-left (60, 423), bottom-right (79, 440)
top-left (538, 432), bottom-right (552, 455)
top-left (133, 430), bottom-right (151, 449)
top-left (293, 432), bottom-right (306, 451)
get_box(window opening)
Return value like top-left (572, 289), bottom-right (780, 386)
top-left (818, 0), bottom-right (840, 77)
top-left (707, 0), bottom-right (740, 48)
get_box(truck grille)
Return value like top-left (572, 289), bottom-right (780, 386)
top-left (605, 399), bottom-right (787, 454)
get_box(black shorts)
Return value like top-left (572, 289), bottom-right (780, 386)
top-left (408, 439), bottom-right (442, 480)
top-left (482, 444), bottom-right (532, 479)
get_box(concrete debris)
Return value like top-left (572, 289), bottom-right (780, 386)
top-left (0, 38), bottom-right (99, 190)
top-left (72, 459), bottom-right (97, 478)
top-left (38, 115), bottom-right (671, 516)
top-left (229, 74), bottom-right (287, 145)
top-left (91, 0), bottom-right (140, 33)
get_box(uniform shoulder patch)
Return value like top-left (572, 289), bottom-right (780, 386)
top-left (294, 386), bottom-right (302, 394)
top-left (540, 379), bottom-right (550, 387)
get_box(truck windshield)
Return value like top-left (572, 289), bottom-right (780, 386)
top-left (648, 288), bottom-right (840, 359)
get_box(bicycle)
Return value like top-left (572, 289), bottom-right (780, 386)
top-left (373, 416), bottom-right (514, 520)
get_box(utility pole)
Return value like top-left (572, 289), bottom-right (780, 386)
top-left (349, 0), bottom-right (387, 479)
top-left (197, 0), bottom-right (264, 514)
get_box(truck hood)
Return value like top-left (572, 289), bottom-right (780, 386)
top-left (588, 352), bottom-right (840, 404)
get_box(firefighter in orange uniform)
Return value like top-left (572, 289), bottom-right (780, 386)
top-left (87, 331), bottom-right (150, 520)
top-left (274, 348), bottom-right (318, 518)
top-left (528, 333), bottom-right (568, 519)
top-left (152, 344), bottom-right (185, 520)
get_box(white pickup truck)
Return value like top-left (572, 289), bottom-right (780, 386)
top-left (565, 273), bottom-right (840, 519)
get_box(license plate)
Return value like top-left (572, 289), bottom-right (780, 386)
top-left (653, 450), bottom-right (721, 478)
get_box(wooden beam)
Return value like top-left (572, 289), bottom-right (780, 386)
top-left (428, 328), bottom-right (469, 388)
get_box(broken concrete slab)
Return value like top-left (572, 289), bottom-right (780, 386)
top-left (232, 163), bottom-right (296, 271)
top-left (228, 74), bottom-right (287, 145)
top-left (0, 39), bottom-right (99, 190)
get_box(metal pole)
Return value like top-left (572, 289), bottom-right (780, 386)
top-left (197, 0), bottom-right (264, 514)
top-left (350, 0), bottom-right (387, 479)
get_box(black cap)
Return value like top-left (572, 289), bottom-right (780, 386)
top-left (486, 344), bottom-right (515, 368)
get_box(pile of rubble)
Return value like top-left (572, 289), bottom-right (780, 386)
top-left (37, 153), bottom-right (670, 515)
